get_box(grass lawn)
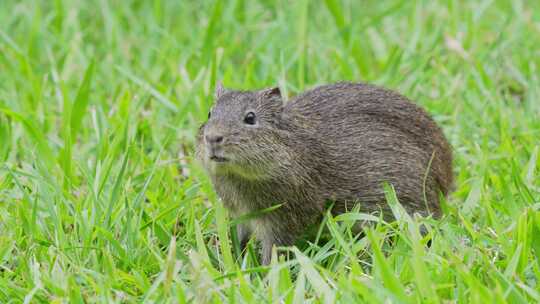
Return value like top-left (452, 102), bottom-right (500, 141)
top-left (1, 0), bottom-right (540, 302)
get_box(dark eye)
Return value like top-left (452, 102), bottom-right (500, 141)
top-left (244, 112), bottom-right (256, 125)
top-left (207, 111), bottom-right (211, 119)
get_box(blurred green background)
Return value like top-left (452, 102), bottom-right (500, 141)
top-left (0, 0), bottom-right (539, 302)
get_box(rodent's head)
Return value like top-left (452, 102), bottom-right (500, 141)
top-left (198, 83), bottom-right (285, 179)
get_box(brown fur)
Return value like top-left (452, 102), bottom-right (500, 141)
top-left (196, 82), bottom-right (453, 265)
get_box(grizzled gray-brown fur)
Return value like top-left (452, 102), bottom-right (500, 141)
top-left (196, 82), bottom-right (453, 265)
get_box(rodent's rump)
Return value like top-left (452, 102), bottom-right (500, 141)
top-left (196, 82), bottom-right (453, 265)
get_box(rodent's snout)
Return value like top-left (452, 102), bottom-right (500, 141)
top-left (204, 128), bottom-right (229, 163)
top-left (204, 123), bottom-right (226, 145)
top-left (205, 134), bottom-right (224, 145)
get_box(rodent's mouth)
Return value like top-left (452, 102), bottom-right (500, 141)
top-left (206, 146), bottom-right (230, 163)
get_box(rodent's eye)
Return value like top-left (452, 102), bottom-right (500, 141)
top-left (244, 112), bottom-right (256, 125)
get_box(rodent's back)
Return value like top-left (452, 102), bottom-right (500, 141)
top-left (284, 82), bottom-right (453, 216)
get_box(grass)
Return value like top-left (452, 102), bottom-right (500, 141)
top-left (0, 0), bottom-right (539, 302)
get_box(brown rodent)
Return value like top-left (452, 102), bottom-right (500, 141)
top-left (196, 82), bottom-right (453, 265)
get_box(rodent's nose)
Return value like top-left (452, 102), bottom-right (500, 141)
top-left (206, 134), bottom-right (224, 145)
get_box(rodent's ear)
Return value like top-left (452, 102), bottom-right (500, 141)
top-left (259, 87), bottom-right (282, 100)
top-left (215, 82), bottom-right (228, 99)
